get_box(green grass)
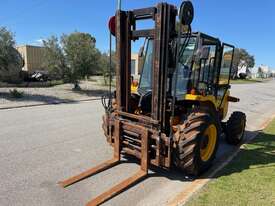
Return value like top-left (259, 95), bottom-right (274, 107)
top-left (186, 120), bottom-right (275, 206)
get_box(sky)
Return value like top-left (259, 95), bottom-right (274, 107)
top-left (1, 0), bottom-right (275, 68)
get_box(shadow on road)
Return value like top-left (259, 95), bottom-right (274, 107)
top-left (0, 88), bottom-right (109, 105)
top-left (0, 91), bottom-right (78, 104)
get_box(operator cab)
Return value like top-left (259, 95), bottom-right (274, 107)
top-left (137, 32), bottom-right (234, 115)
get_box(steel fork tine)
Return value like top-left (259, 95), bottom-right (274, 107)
top-left (59, 158), bottom-right (120, 188)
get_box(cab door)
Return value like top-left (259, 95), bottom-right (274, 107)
top-left (218, 43), bottom-right (234, 85)
top-left (217, 43), bottom-right (234, 117)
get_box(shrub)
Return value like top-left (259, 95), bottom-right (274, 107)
top-left (9, 89), bottom-right (24, 98)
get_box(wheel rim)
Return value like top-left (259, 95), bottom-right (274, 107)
top-left (200, 124), bottom-right (217, 162)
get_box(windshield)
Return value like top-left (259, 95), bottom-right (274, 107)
top-left (139, 39), bottom-right (153, 93)
top-left (139, 37), bottom-right (196, 95)
top-left (173, 37), bottom-right (197, 96)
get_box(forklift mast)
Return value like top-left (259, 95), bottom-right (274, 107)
top-left (116, 3), bottom-right (177, 128)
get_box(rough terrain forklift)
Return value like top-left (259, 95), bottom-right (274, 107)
top-left (59, 1), bottom-right (246, 205)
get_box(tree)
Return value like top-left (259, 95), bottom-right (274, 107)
top-left (61, 32), bottom-right (100, 89)
top-left (246, 54), bottom-right (255, 69)
top-left (42, 36), bottom-right (67, 80)
top-left (232, 48), bottom-right (255, 79)
top-left (0, 27), bottom-right (23, 83)
top-left (99, 51), bottom-right (116, 85)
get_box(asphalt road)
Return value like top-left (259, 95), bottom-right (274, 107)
top-left (1, 80), bottom-right (275, 206)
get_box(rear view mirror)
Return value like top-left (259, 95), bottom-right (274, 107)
top-left (179, 1), bottom-right (194, 26)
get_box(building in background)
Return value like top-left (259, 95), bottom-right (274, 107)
top-left (250, 67), bottom-right (259, 79)
top-left (16, 45), bottom-right (46, 73)
top-left (259, 64), bottom-right (272, 78)
top-left (244, 65), bottom-right (274, 79)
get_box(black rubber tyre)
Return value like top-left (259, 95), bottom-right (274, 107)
top-left (225, 112), bottom-right (246, 145)
top-left (221, 122), bottom-right (227, 133)
top-left (173, 110), bottom-right (220, 176)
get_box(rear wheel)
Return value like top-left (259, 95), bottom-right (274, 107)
top-left (173, 110), bottom-right (220, 176)
top-left (225, 112), bottom-right (246, 145)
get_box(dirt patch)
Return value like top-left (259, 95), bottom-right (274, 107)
top-left (0, 80), bottom-right (112, 109)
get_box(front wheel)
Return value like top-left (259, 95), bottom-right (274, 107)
top-left (173, 110), bottom-right (220, 176)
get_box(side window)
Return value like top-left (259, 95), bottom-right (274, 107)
top-left (201, 45), bottom-right (217, 84)
top-left (196, 44), bottom-right (217, 93)
top-left (219, 44), bottom-right (234, 85)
